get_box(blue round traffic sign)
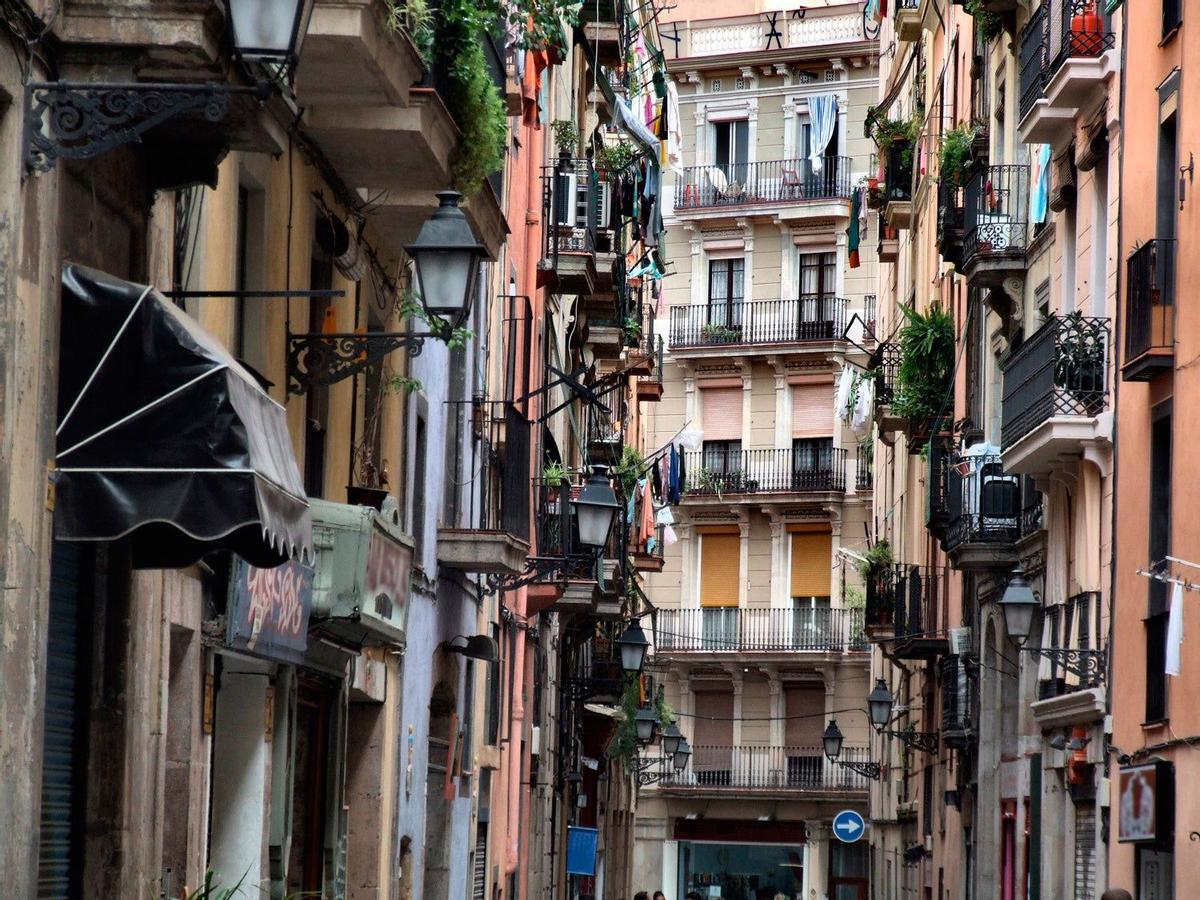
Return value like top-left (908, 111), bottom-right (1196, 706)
top-left (832, 809), bottom-right (866, 843)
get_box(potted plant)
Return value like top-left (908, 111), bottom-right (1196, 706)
top-left (892, 302), bottom-right (955, 424)
top-left (1053, 311), bottom-right (1106, 409)
top-left (963, 0), bottom-right (1002, 43)
top-left (550, 119), bottom-right (581, 156)
top-left (937, 123), bottom-right (977, 187)
top-left (596, 139), bottom-right (638, 176)
top-left (700, 322), bottom-right (742, 343)
top-left (542, 461), bottom-right (569, 501)
top-left (623, 315), bottom-right (642, 347)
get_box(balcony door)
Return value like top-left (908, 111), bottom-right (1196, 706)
top-left (784, 683), bottom-right (826, 786)
top-left (707, 258), bottom-right (744, 333)
top-left (797, 115), bottom-right (840, 195)
top-left (798, 252), bottom-right (837, 339)
top-left (692, 687), bottom-right (734, 785)
top-left (792, 437), bottom-right (834, 490)
top-left (712, 119), bottom-right (749, 192)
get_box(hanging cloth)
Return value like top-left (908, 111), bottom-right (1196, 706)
top-left (836, 367), bottom-right (855, 423)
top-left (666, 80), bottom-right (684, 176)
top-left (1167, 580), bottom-right (1185, 676)
top-left (852, 375), bottom-right (874, 436)
top-left (639, 480), bottom-right (656, 545)
top-left (807, 94), bottom-right (838, 174)
top-left (1030, 143), bottom-right (1052, 225)
top-left (848, 187), bottom-right (862, 268)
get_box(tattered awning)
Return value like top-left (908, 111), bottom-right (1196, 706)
top-left (55, 264), bottom-right (313, 568)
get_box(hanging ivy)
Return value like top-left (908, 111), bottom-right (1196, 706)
top-left (892, 302), bottom-right (955, 421)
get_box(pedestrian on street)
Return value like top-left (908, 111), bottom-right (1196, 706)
top-left (634, 892), bottom-right (650, 900)
top-left (653, 892), bottom-right (666, 900)
top-left (1101, 891), bottom-right (1132, 900)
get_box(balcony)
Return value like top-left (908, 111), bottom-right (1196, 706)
top-left (668, 297), bottom-right (847, 355)
top-left (673, 157), bottom-right (852, 217)
top-left (868, 565), bottom-right (949, 660)
top-left (961, 165), bottom-right (1030, 287)
top-left (940, 451), bottom-right (1022, 571)
top-left (883, 141), bottom-right (913, 229)
top-left (652, 744), bottom-right (872, 795)
top-left (940, 655), bottom-right (977, 749)
top-left (541, 157), bottom-right (602, 295)
top-left (1018, 0), bottom-right (1117, 147)
top-left (877, 213), bottom-right (900, 263)
top-left (937, 179), bottom-right (966, 267)
top-left (654, 607), bottom-right (866, 655)
top-left (895, 0), bottom-right (922, 41)
top-left (1123, 239), bottom-right (1175, 381)
top-left (871, 342), bottom-right (904, 432)
top-left (438, 405), bottom-right (531, 574)
top-left (1031, 592), bottom-right (1107, 727)
top-left (581, 0), bottom-right (624, 65)
top-left (662, 6), bottom-right (866, 60)
top-left (683, 447), bottom-right (847, 499)
top-left (1000, 314), bottom-right (1111, 475)
top-left (585, 382), bottom-right (628, 466)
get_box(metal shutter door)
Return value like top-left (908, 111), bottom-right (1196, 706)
top-left (700, 533), bottom-right (740, 607)
top-left (792, 383), bottom-right (833, 438)
top-left (472, 825), bottom-right (487, 900)
top-left (702, 387), bottom-right (742, 440)
top-left (1073, 804), bottom-right (1096, 900)
top-left (790, 532), bottom-right (832, 597)
top-left (38, 542), bottom-right (86, 899)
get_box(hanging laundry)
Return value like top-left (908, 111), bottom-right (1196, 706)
top-left (639, 480), bottom-right (656, 545)
top-left (852, 374), bottom-right (874, 436)
top-left (848, 187), bottom-right (862, 268)
top-left (666, 80), bottom-right (684, 176)
top-left (836, 366), bottom-right (855, 423)
top-left (663, 524), bottom-right (678, 546)
top-left (1029, 143), bottom-right (1052, 225)
top-left (656, 505), bottom-right (675, 526)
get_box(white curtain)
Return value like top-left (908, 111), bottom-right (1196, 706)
top-left (807, 94), bottom-right (838, 174)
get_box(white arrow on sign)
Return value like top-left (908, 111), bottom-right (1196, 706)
top-left (835, 819), bottom-right (862, 837)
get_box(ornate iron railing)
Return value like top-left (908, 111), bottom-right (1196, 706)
top-left (674, 156), bottom-right (852, 209)
top-left (654, 607), bottom-right (866, 653)
top-left (654, 744), bottom-right (872, 791)
top-left (1036, 591), bottom-right (1105, 697)
top-left (937, 178), bottom-right (966, 258)
top-left (1124, 239), bottom-right (1175, 368)
top-left (961, 164), bottom-right (1030, 269)
top-left (884, 141), bottom-right (913, 203)
top-left (942, 453), bottom-right (1022, 551)
top-left (869, 564), bottom-right (947, 641)
top-left (1019, 0), bottom-right (1115, 121)
top-left (871, 341), bottom-right (901, 408)
top-left (683, 446), bottom-right (847, 495)
top-left (1018, 2), bottom-right (1049, 120)
top-left (669, 297), bottom-right (848, 347)
top-left (1001, 314), bottom-right (1110, 450)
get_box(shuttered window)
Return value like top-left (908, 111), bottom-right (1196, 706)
top-left (700, 532), bottom-right (740, 607)
top-left (792, 383), bottom-right (832, 438)
top-left (784, 684), bottom-right (826, 746)
top-left (702, 387), bottom-right (742, 440)
top-left (790, 531), bottom-right (832, 598)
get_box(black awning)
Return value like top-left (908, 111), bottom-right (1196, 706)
top-left (55, 264), bottom-right (313, 569)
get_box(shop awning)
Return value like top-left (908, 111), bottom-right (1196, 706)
top-left (55, 264), bottom-right (313, 568)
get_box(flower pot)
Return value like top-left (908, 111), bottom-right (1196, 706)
top-left (867, 176), bottom-right (879, 190)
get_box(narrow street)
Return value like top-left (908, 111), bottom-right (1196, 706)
top-left (0, 0), bottom-right (1187, 898)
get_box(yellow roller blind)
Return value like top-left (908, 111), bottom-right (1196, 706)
top-left (700, 533), bottom-right (741, 607)
top-left (790, 532), bottom-right (831, 598)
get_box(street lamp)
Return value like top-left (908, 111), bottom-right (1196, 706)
top-left (662, 721), bottom-right (683, 757)
top-left (634, 706), bottom-right (660, 745)
top-left (227, 0), bottom-right (316, 71)
top-left (999, 571), bottom-right (1039, 647)
top-left (615, 621), bottom-right (650, 675)
top-left (573, 468), bottom-right (621, 549)
top-left (405, 191), bottom-right (490, 331)
top-left (673, 738), bottom-right (692, 771)
top-left (823, 719), bottom-right (882, 780)
top-left (868, 678), bottom-right (894, 730)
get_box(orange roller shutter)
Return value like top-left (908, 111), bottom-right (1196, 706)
top-left (784, 684), bottom-right (826, 746)
top-left (702, 387), bottom-right (742, 440)
top-left (700, 533), bottom-right (740, 607)
top-left (790, 532), bottom-right (831, 597)
top-left (792, 383), bottom-right (833, 438)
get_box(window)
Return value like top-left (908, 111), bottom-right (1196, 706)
top-left (699, 531), bottom-right (740, 649)
top-left (798, 251), bottom-right (837, 298)
top-left (702, 439), bottom-right (742, 476)
top-left (712, 119), bottom-right (749, 181)
top-left (412, 411), bottom-right (428, 562)
top-left (1146, 402), bottom-right (1172, 721)
top-left (707, 258), bottom-right (745, 327)
top-left (1163, 0), bottom-right (1182, 36)
top-left (792, 437), bottom-right (833, 472)
top-left (790, 531), bottom-right (832, 646)
top-left (1157, 107), bottom-right (1178, 243)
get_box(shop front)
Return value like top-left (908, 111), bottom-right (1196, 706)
top-left (1118, 760), bottom-right (1176, 900)
top-left (673, 820), bottom-right (808, 900)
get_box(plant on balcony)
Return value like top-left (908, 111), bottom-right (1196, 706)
top-left (868, 110), bottom-right (921, 168)
top-left (700, 322), bottom-right (742, 343)
top-left (542, 461), bottom-right (569, 488)
top-left (892, 302), bottom-right (955, 423)
top-left (387, 0), bottom-right (435, 64)
top-left (596, 139), bottom-right (639, 174)
top-left (623, 315), bottom-right (642, 346)
top-left (614, 446), bottom-right (645, 496)
top-left (963, 0), bottom-right (1002, 43)
top-left (938, 124), bottom-right (977, 187)
top-left (1053, 311), bottom-right (1107, 405)
top-left (855, 538), bottom-right (893, 582)
top-left (551, 119), bottom-right (581, 155)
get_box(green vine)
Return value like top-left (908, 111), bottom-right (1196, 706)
top-left (963, 0), bottom-right (1003, 43)
top-left (892, 302), bottom-right (955, 421)
top-left (614, 445), bottom-right (645, 497)
top-left (938, 123), bottom-right (977, 187)
top-left (596, 139), bottom-right (639, 174)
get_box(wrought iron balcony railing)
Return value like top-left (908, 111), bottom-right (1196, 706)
top-left (1001, 314), bottom-right (1110, 451)
top-left (884, 141), bottom-right (913, 204)
top-left (654, 607), bottom-right (866, 653)
top-left (1124, 239), bottom-right (1175, 379)
top-left (871, 341), bottom-right (901, 408)
top-left (683, 446), bottom-right (847, 496)
top-left (866, 564), bottom-right (946, 642)
top-left (937, 178), bottom-right (966, 262)
top-left (1019, 0), bottom-right (1116, 121)
top-left (961, 165), bottom-right (1030, 270)
top-left (942, 453), bottom-right (1022, 552)
top-left (674, 156), bottom-right (852, 210)
top-left (654, 744), bottom-right (872, 792)
top-left (941, 655), bottom-right (976, 748)
top-left (669, 297), bottom-right (847, 347)
top-left (1036, 591), bottom-right (1105, 699)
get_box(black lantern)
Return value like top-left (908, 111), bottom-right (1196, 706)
top-left (662, 721), bottom-right (683, 757)
top-left (615, 621), bottom-right (650, 675)
top-left (573, 467), bottom-right (621, 549)
top-left (405, 191), bottom-right (490, 330)
top-left (673, 738), bottom-right (692, 771)
top-left (634, 706), bottom-right (659, 745)
top-left (823, 719), bottom-right (845, 761)
top-left (227, 0), bottom-right (315, 70)
top-left (999, 571), bottom-right (1038, 646)
top-left (868, 678), bottom-right (895, 731)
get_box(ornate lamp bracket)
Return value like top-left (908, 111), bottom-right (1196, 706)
top-left (24, 81), bottom-right (267, 175)
top-left (633, 757), bottom-right (671, 785)
top-left (482, 557), bottom-right (570, 596)
top-left (885, 729), bottom-right (940, 755)
top-left (287, 331), bottom-right (436, 394)
top-left (1028, 648), bottom-right (1107, 683)
top-left (837, 760), bottom-right (882, 780)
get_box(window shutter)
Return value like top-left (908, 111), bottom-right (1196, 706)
top-left (792, 383), bottom-right (832, 438)
top-left (703, 387), bottom-right (742, 440)
top-left (700, 533), bottom-right (741, 607)
top-left (790, 532), bottom-right (831, 598)
top-left (784, 684), bottom-right (826, 746)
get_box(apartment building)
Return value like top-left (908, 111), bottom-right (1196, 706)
top-left (633, 5), bottom-right (880, 897)
top-left (867, 0), bottom-right (1121, 896)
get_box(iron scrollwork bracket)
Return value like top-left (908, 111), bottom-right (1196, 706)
top-left (24, 81), bottom-right (267, 175)
top-left (287, 331), bottom-right (434, 395)
top-left (838, 760), bottom-right (882, 780)
top-left (634, 756), bottom-right (673, 785)
top-left (482, 556), bottom-right (571, 596)
top-left (885, 729), bottom-right (940, 755)
top-left (1028, 648), bottom-right (1107, 683)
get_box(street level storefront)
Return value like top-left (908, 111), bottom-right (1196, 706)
top-left (1118, 760), bottom-right (1176, 900)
